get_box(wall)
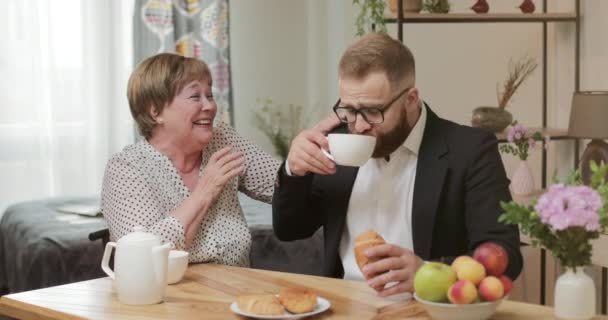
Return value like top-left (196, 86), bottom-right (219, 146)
top-left (230, 0), bottom-right (360, 156)
top-left (230, 0), bottom-right (309, 155)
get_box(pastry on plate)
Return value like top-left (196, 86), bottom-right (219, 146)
top-left (278, 287), bottom-right (318, 314)
top-left (236, 294), bottom-right (285, 316)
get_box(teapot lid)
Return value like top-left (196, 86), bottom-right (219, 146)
top-left (118, 226), bottom-right (159, 244)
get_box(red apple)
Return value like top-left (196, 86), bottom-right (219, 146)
top-left (473, 242), bottom-right (509, 276)
top-left (498, 275), bottom-right (513, 296)
top-left (478, 276), bottom-right (504, 301)
top-left (447, 280), bottom-right (478, 304)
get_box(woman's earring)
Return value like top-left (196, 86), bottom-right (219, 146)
top-left (157, 118), bottom-right (164, 124)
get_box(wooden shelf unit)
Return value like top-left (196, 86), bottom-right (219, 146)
top-left (384, 12), bottom-right (577, 23)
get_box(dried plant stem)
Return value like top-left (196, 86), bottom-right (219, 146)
top-left (497, 56), bottom-right (538, 109)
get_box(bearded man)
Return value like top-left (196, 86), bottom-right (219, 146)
top-left (272, 33), bottom-right (522, 299)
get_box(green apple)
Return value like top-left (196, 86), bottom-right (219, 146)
top-left (414, 262), bottom-right (457, 302)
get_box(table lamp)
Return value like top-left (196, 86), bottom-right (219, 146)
top-left (568, 91), bottom-right (608, 184)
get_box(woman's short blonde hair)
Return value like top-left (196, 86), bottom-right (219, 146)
top-left (127, 53), bottom-right (211, 139)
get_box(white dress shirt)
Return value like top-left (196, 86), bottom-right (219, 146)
top-left (339, 104), bottom-right (427, 285)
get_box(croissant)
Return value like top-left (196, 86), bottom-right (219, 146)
top-left (278, 288), bottom-right (317, 314)
top-left (354, 230), bottom-right (386, 274)
top-left (236, 294), bottom-right (285, 316)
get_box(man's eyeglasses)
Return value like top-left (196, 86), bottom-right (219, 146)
top-left (332, 87), bottom-right (411, 125)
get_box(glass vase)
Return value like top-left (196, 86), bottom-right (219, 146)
top-left (554, 267), bottom-right (595, 320)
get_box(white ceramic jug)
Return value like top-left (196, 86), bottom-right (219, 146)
top-left (101, 226), bottom-right (172, 305)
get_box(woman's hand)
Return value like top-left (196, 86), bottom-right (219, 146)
top-left (195, 146), bottom-right (245, 203)
top-left (182, 146), bottom-right (244, 249)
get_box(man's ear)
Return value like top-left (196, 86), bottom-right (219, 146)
top-left (406, 88), bottom-right (420, 111)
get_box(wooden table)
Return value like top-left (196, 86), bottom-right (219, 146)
top-left (0, 264), bottom-right (605, 320)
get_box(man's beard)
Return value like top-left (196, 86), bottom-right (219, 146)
top-left (371, 108), bottom-right (410, 158)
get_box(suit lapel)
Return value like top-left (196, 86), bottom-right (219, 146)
top-left (412, 107), bottom-right (448, 259)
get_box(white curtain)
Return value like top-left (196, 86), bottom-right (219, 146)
top-left (0, 0), bottom-right (135, 215)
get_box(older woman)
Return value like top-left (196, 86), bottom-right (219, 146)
top-left (101, 53), bottom-right (280, 267)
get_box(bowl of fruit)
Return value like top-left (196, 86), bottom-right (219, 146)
top-left (413, 242), bottom-right (513, 320)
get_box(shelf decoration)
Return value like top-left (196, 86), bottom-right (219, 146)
top-left (422, 0), bottom-right (450, 13)
top-left (519, 0), bottom-right (536, 13)
top-left (499, 121), bottom-right (545, 196)
top-left (389, 0), bottom-right (422, 14)
top-left (472, 55), bottom-right (538, 133)
top-left (471, 0), bottom-right (489, 14)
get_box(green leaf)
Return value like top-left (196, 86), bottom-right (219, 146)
top-left (353, 0), bottom-right (387, 36)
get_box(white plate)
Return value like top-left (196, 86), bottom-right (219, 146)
top-left (230, 296), bottom-right (330, 319)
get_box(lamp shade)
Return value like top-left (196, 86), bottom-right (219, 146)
top-left (568, 91), bottom-right (608, 139)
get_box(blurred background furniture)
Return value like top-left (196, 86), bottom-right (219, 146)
top-left (568, 91), bottom-right (608, 184)
top-left (0, 197), bottom-right (106, 295)
top-left (0, 195), bottom-right (323, 296)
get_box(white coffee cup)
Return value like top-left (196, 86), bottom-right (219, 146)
top-left (321, 133), bottom-right (376, 167)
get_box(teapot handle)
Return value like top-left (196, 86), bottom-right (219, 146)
top-left (101, 242), bottom-right (117, 279)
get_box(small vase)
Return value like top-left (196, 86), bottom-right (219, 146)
top-left (519, 0), bottom-right (535, 13)
top-left (511, 160), bottom-right (535, 196)
top-left (554, 267), bottom-right (595, 320)
top-left (471, 106), bottom-right (513, 133)
top-left (471, 0), bottom-right (489, 13)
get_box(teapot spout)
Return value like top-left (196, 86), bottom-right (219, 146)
top-left (152, 243), bottom-right (173, 285)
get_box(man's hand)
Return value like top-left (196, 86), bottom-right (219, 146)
top-left (286, 114), bottom-right (341, 176)
top-left (361, 243), bottom-right (424, 297)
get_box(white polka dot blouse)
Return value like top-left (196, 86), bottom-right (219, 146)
top-left (101, 122), bottom-right (280, 267)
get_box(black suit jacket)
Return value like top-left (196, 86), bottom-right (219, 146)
top-left (272, 105), bottom-right (523, 280)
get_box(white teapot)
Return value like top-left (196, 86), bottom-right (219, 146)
top-left (101, 226), bottom-right (172, 305)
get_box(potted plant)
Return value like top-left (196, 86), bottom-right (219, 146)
top-left (388, 0), bottom-right (423, 14)
top-left (353, 0), bottom-right (387, 36)
top-left (252, 98), bottom-right (312, 160)
top-left (422, 0), bottom-right (451, 13)
top-left (471, 55), bottom-right (538, 133)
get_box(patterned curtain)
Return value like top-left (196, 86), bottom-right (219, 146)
top-left (133, 0), bottom-right (233, 125)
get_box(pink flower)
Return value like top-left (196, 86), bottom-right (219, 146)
top-left (507, 123), bottom-right (527, 143)
top-left (528, 138), bottom-right (537, 149)
top-left (535, 184), bottom-right (603, 231)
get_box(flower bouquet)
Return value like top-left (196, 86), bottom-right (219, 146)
top-left (499, 122), bottom-right (545, 195)
top-left (499, 122), bottom-right (544, 161)
top-left (499, 161), bottom-right (608, 319)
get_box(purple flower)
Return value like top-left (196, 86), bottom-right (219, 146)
top-left (535, 184), bottom-right (603, 231)
top-left (507, 123), bottom-right (527, 143)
